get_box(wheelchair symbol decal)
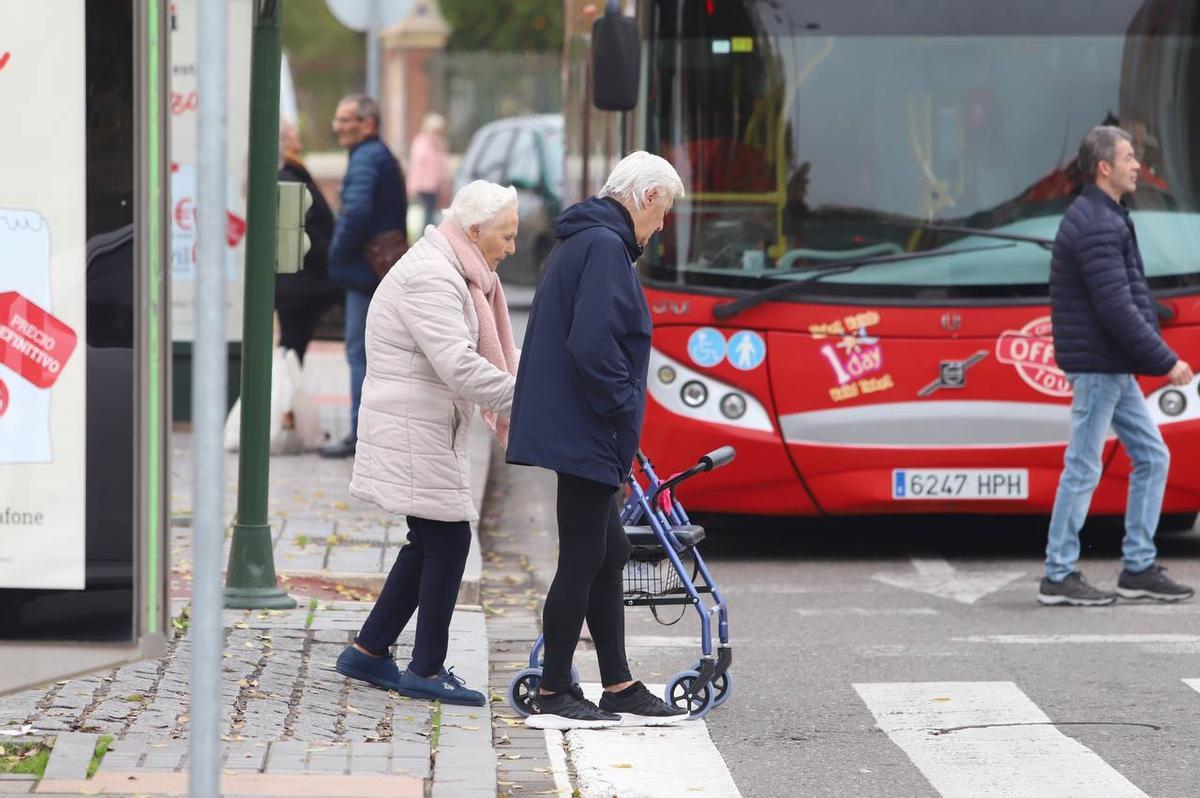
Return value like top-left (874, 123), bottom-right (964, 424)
top-left (687, 327), bottom-right (726, 368)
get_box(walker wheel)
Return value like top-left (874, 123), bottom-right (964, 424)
top-left (664, 670), bottom-right (715, 719)
top-left (508, 667), bottom-right (543, 718)
top-left (691, 661), bottom-right (733, 708)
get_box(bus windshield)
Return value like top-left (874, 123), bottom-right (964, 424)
top-left (640, 0), bottom-right (1200, 301)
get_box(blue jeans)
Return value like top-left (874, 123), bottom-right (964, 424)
top-left (1045, 373), bottom-right (1169, 581)
top-left (344, 288), bottom-right (371, 440)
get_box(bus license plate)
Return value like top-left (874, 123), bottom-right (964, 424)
top-left (892, 469), bottom-right (1028, 500)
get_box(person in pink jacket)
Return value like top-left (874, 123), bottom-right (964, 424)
top-left (337, 180), bottom-right (520, 705)
top-left (408, 112), bottom-right (449, 228)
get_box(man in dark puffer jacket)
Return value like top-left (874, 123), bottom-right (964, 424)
top-left (1039, 126), bottom-right (1194, 607)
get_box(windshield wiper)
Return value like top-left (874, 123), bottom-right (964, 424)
top-left (902, 222), bottom-right (1056, 251)
top-left (711, 243), bottom-right (1015, 320)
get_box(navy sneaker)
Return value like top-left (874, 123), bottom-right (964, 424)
top-left (396, 666), bottom-right (486, 706)
top-left (336, 645), bottom-right (402, 691)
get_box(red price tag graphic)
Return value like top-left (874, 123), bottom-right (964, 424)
top-left (0, 292), bottom-right (78, 389)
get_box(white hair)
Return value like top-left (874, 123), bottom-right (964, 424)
top-left (442, 180), bottom-right (519, 230)
top-left (598, 151), bottom-right (685, 210)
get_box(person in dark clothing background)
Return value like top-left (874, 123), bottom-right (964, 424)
top-left (1039, 125), bottom-right (1194, 607)
top-left (506, 152), bottom-right (690, 730)
top-left (275, 121), bottom-right (339, 363)
top-left (321, 94), bottom-right (408, 459)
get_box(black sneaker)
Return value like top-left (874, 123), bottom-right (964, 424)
top-left (525, 688), bottom-right (620, 730)
top-left (1116, 564), bottom-right (1195, 603)
top-left (1037, 571), bottom-right (1116, 606)
top-left (598, 681), bottom-right (689, 726)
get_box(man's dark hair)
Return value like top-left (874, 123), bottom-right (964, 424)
top-left (339, 94), bottom-right (380, 129)
top-left (1077, 125), bottom-right (1133, 182)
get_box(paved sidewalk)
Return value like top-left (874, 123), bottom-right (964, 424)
top-left (0, 341), bottom-right (498, 797)
top-left (0, 602), bottom-right (492, 796)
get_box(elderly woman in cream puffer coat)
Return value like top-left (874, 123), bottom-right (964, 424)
top-left (335, 180), bottom-right (520, 706)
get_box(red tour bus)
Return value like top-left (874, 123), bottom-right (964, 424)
top-left (563, 0), bottom-right (1200, 524)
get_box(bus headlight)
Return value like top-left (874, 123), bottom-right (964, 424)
top-left (720, 392), bottom-right (747, 419)
top-left (1159, 389), bottom-right (1186, 416)
top-left (657, 365), bottom-right (677, 385)
top-left (680, 381), bottom-right (708, 408)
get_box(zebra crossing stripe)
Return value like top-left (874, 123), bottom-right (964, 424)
top-left (555, 683), bottom-right (742, 798)
top-left (853, 681), bottom-right (1147, 797)
top-left (1185, 679), bottom-right (1200, 695)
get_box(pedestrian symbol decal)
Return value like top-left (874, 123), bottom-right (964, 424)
top-left (727, 330), bottom-right (766, 371)
top-left (687, 327), bottom-right (726, 368)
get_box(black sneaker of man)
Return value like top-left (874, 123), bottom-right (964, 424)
top-left (525, 689), bottom-right (620, 730)
top-left (598, 681), bottom-right (689, 726)
top-left (1116, 564), bottom-right (1195, 602)
top-left (1037, 571), bottom-right (1116, 606)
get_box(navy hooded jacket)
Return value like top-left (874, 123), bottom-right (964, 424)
top-left (1049, 184), bottom-right (1176, 376)
top-left (506, 197), bottom-right (652, 487)
top-left (328, 136), bottom-right (407, 295)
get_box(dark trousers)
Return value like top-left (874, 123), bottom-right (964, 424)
top-left (277, 302), bottom-right (329, 363)
top-left (356, 516), bottom-right (472, 677)
top-left (540, 473), bottom-right (633, 693)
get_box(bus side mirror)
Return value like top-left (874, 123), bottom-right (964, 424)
top-left (592, 4), bottom-right (640, 111)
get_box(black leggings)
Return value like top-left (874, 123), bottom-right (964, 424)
top-left (541, 473), bottom-right (633, 693)
top-left (356, 516), bottom-right (471, 677)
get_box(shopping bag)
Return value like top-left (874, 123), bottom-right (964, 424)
top-left (223, 347), bottom-right (324, 455)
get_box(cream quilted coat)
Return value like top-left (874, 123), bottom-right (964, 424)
top-left (349, 227), bottom-right (515, 522)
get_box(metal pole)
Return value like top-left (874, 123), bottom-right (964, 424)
top-left (224, 0), bottom-right (296, 610)
top-left (192, 0), bottom-right (228, 792)
top-left (366, 0), bottom-right (381, 100)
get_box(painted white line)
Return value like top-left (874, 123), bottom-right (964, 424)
top-left (854, 681), bottom-right (1147, 798)
top-left (1185, 679), bottom-right (1200, 695)
top-left (954, 634), bottom-right (1200, 644)
top-left (563, 683), bottom-right (741, 798)
top-left (795, 607), bottom-right (939, 617)
top-left (872, 558), bottom-right (1025, 604)
top-left (542, 729), bottom-right (574, 794)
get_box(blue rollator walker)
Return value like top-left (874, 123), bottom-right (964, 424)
top-left (507, 446), bottom-right (735, 720)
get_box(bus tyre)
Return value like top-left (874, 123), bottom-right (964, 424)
top-left (1158, 512), bottom-right (1198, 534)
top-left (665, 670), bottom-right (715, 720)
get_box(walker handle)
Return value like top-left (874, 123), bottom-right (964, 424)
top-left (699, 446), bottom-right (735, 471)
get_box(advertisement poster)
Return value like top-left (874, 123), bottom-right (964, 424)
top-left (0, 4), bottom-right (87, 589)
top-left (169, 0), bottom-right (254, 342)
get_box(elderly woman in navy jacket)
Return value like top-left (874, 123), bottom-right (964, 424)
top-left (506, 152), bottom-right (690, 730)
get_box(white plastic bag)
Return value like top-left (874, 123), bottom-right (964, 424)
top-left (223, 347), bottom-right (324, 455)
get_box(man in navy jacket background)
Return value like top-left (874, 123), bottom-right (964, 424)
top-left (1039, 125), bottom-right (1194, 607)
top-left (321, 94), bottom-right (407, 458)
top-left (507, 152), bottom-right (690, 729)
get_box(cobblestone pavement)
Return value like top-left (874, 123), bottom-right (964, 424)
top-left (0, 598), bottom-right (495, 796)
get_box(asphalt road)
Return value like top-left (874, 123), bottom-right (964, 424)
top-left (614, 514), bottom-right (1200, 798)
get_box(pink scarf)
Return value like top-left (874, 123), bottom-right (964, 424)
top-left (436, 219), bottom-right (517, 444)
